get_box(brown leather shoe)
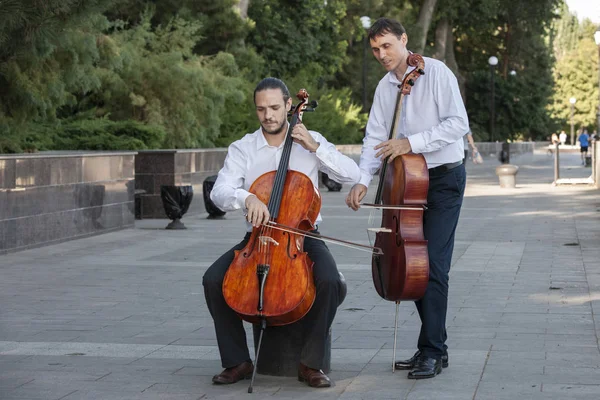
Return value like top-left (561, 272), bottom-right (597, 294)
top-left (298, 363), bottom-right (332, 388)
top-left (212, 361), bottom-right (254, 384)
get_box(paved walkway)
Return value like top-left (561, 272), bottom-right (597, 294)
top-left (1, 151), bottom-right (600, 399)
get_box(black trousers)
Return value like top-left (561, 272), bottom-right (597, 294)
top-left (416, 164), bottom-right (466, 358)
top-left (203, 232), bottom-right (342, 370)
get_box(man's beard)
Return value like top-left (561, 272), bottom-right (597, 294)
top-left (261, 119), bottom-right (287, 135)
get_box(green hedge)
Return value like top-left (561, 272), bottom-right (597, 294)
top-left (0, 119), bottom-right (166, 154)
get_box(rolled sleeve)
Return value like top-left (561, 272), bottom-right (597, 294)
top-left (358, 88), bottom-right (388, 186)
top-left (313, 131), bottom-right (361, 184)
top-left (407, 133), bottom-right (427, 154)
top-left (210, 142), bottom-right (250, 212)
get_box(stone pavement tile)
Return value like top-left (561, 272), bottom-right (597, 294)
top-left (485, 350), bottom-right (546, 364)
top-left (541, 383), bottom-right (600, 396)
top-left (0, 376), bottom-right (34, 391)
top-left (29, 331), bottom-right (85, 342)
top-left (332, 331), bottom-right (394, 350)
top-left (480, 362), bottom-right (544, 383)
top-left (8, 354), bottom-right (139, 372)
top-left (474, 382), bottom-right (543, 400)
top-left (141, 345), bottom-right (214, 360)
top-left (61, 390), bottom-right (205, 400)
top-left (544, 352), bottom-right (600, 368)
top-left (2, 382), bottom-right (80, 400)
top-left (330, 349), bottom-right (379, 365)
top-left (542, 366), bottom-right (600, 385)
top-left (7, 342), bottom-right (162, 358)
top-left (0, 342), bottom-right (61, 356)
top-left (336, 372), bottom-right (413, 400)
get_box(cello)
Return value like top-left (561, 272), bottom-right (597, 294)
top-left (362, 53), bottom-right (429, 371)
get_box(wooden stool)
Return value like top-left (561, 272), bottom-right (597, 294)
top-left (251, 272), bottom-right (347, 377)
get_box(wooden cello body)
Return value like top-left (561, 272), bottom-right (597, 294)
top-left (223, 169), bottom-right (320, 326)
top-left (370, 53), bottom-right (430, 302)
top-left (372, 154), bottom-right (429, 301)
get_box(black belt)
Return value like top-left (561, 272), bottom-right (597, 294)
top-left (428, 160), bottom-right (463, 177)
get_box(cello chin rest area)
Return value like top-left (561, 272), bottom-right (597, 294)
top-left (367, 228), bottom-right (393, 233)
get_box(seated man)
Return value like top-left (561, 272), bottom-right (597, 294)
top-left (203, 77), bottom-right (360, 388)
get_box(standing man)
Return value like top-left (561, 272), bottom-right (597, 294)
top-left (204, 77), bottom-right (360, 388)
top-left (346, 18), bottom-right (469, 379)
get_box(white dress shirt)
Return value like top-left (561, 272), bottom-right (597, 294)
top-left (211, 127), bottom-right (361, 231)
top-left (359, 56), bottom-right (469, 187)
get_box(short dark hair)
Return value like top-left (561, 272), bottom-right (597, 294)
top-left (368, 18), bottom-right (406, 41)
top-left (254, 77), bottom-right (291, 104)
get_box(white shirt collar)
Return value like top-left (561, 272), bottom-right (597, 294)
top-left (255, 123), bottom-right (289, 150)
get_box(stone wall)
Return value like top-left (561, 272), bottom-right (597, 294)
top-left (0, 151), bottom-right (136, 254)
top-left (135, 149), bottom-right (227, 218)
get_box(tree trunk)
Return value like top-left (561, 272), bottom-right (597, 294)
top-left (433, 18), bottom-right (449, 60)
top-left (236, 0), bottom-right (249, 20)
top-left (443, 22), bottom-right (466, 103)
top-left (413, 0), bottom-right (437, 54)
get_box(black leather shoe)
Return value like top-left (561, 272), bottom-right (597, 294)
top-left (212, 361), bottom-right (254, 384)
top-left (407, 356), bottom-right (442, 379)
top-left (395, 350), bottom-right (448, 370)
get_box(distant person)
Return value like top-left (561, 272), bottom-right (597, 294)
top-left (551, 133), bottom-right (559, 145)
top-left (463, 131), bottom-right (479, 163)
top-left (559, 130), bottom-right (567, 145)
top-left (578, 129), bottom-right (589, 165)
top-left (591, 130), bottom-right (597, 141)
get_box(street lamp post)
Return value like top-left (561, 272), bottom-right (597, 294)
top-left (488, 56), bottom-right (498, 142)
top-left (570, 97), bottom-right (577, 146)
top-left (360, 16), bottom-right (371, 111)
top-left (595, 29), bottom-right (600, 134)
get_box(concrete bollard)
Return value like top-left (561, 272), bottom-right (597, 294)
top-left (495, 164), bottom-right (519, 188)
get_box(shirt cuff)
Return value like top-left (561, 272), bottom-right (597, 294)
top-left (359, 172), bottom-right (373, 188)
top-left (235, 189), bottom-right (253, 210)
top-left (407, 134), bottom-right (426, 154)
top-left (314, 142), bottom-right (326, 157)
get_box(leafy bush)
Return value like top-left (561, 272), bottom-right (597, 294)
top-left (0, 119), bottom-right (165, 153)
top-left (303, 87), bottom-right (367, 144)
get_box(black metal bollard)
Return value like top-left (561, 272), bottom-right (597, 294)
top-left (498, 142), bottom-right (510, 164)
top-left (321, 172), bottom-right (342, 192)
top-left (160, 185), bottom-right (193, 229)
top-left (202, 175), bottom-right (226, 219)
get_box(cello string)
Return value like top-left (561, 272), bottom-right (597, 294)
top-left (367, 87), bottom-right (406, 249)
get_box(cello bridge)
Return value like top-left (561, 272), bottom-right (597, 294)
top-left (259, 236), bottom-right (279, 246)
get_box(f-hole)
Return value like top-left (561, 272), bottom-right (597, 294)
top-left (284, 232), bottom-right (297, 259)
top-left (243, 234), bottom-right (259, 257)
top-left (392, 215), bottom-right (401, 247)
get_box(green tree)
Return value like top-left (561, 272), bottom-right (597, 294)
top-left (247, 0), bottom-right (348, 79)
top-left (548, 9), bottom-right (599, 132)
top-left (455, 0), bottom-right (560, 140)
top-left (0, 0), bottom-right (115, 122)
